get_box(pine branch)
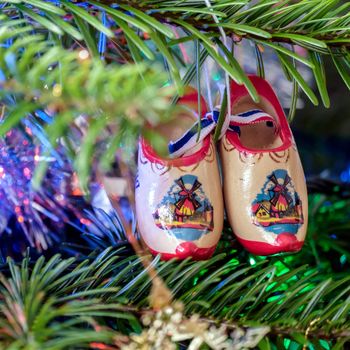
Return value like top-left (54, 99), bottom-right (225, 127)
top-left (0, 15), bottom-right (174, 188)
top-left (2, 0), bottom-right (350, 109)
top-left (0, 3), bottom-right (349, 349)
top-left (0, 183), bottom-right (348, 349)
top-left (98, 0), bottom-right (350, 49)
top-left (0, 248), bottom-right (349, 349)
top-left (100, 304), bottom-right (350, 342)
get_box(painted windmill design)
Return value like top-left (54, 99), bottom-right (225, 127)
top-left (152, 175), bottom-right (214, 240)
top-left (252, 169), bottom-right (303, 231)
top-left (174, 177), bottom-right (201, 221)
top-left (268, 173), bottom-right (293, 213)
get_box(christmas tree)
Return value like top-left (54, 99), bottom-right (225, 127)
top-left (0, 1), bottom-right (349, 349)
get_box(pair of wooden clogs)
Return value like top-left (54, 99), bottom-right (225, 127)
top-left (135, 75), bottom-right (308, 260)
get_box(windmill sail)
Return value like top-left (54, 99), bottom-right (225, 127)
top-left (175, 179), bottom-right (201, 212)
top-left (269, 173), bottom-right (293, 209)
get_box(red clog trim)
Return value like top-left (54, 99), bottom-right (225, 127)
top-left (226, 75), bottom-right (293, 154)
top-left (141, 87), bottom-right (211, 167)
top-left (147, 241), bottom-right (217, 261)
top-left (236, 233), bottom-right (304, 256)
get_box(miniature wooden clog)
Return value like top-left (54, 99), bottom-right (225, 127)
top-left (135, 89), bottom-right (224, 260)
top-left (220, 76), bottom-right (308, 255)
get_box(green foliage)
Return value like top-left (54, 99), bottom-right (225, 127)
top-left (0, 251), bottom-right (136, 349)
top-left (0, 186), bottom-right (348, 349)
top-left (0, 3), bottom-right (349, 347)
top-left (0, 0), bottom-right (349, 185)
top-left (3, 0), bottom-right (350, 97)
top-left (308, 192), bottom-right (350, 267)
top-left (0, 14), bottom-right (173, 188)
top-left (0, 239), bottom-right (349, 349)
top-left (0, 185), bottom-right (348, 349)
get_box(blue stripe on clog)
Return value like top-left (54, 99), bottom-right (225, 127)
top-left (168, 117), bottom-right (214, 155)
top-left (168, 109), bottom-right (275, 157)
top-left (237, 109), bottom-right (262, 117)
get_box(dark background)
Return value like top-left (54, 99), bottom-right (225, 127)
top-left (292, 57), bottom-right (350, 181)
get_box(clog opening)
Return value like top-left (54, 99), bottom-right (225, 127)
top-left (232, 95), bottom-right (283, 150)
top-left (149, 105), bottom-right (204, 158)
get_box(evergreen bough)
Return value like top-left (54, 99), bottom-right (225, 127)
top-left (0, 1), bottom-right (349, 348)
